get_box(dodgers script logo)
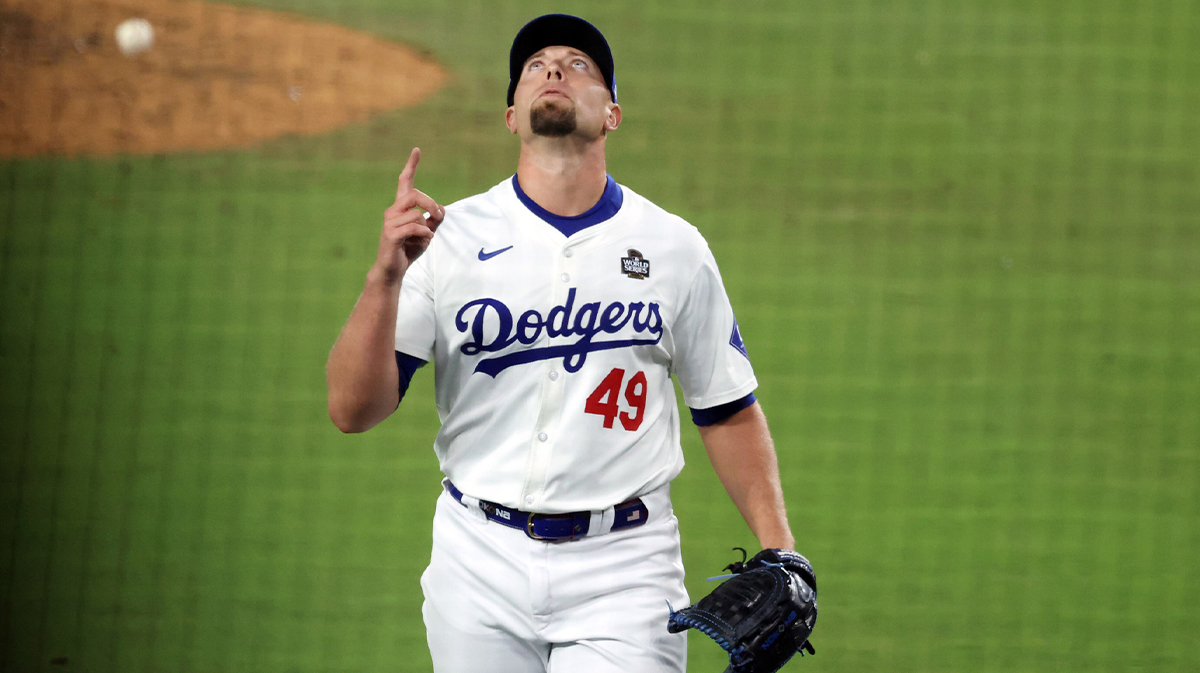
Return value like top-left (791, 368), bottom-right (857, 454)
top-left (455, 288), bottom-right (663, 377)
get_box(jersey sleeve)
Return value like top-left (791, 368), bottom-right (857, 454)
top-left (671, 244), bottom-right (758, 408)
top-left (394, 251), bottom-right (436, 361)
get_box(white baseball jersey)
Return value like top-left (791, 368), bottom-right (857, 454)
top-left (395, 176), bottom-right (756, 513)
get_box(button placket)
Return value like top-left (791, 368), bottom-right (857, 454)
top-left (560, 245), bottom-right (575, 284)
top-left (520, 244), bottom-right (573, 507)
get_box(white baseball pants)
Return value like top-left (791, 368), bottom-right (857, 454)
top-left (421, 483), bottom-right (689, 672)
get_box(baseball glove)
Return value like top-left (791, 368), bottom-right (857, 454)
top-left (667, 548), bottom-right (818, 673)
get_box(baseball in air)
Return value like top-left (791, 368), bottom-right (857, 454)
top-left (115, 18), bottom-right (154, 56)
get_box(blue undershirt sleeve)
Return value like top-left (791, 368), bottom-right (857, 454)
top-left (689, 392), bottom-right (757, 426)
top-left (395, 351), bottom-right (428, 405)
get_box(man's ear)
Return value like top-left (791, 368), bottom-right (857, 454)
top-left (605, 103), bottom-right (622, 132)
top-left (505, 107), bottom-right (518, 134)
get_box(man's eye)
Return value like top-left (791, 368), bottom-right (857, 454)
top-left (572, 60), bottom-right (586, 68)
top-left (529, 62), bottom-right (543, 71)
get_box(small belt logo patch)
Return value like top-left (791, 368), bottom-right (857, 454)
top-left (621, 249), bottom-right (650, 279)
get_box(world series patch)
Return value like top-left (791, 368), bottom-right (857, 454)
top-left (621, 249), bottom-right (650, 279)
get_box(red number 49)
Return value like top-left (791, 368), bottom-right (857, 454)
top-left (585, 368), bottom-right (648, 431)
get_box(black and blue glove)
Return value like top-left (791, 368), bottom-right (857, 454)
top-left (668, 548), bottom-right (817, 673)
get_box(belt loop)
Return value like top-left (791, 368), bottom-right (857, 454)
top-left (587, 506), bottom-right (616, 537)
top-left (460, 494), bottom-right (488, 522)
top-left (445, 479), bottom-right (488, 522)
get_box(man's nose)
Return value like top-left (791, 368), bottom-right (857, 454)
top-left (544, 63), bottom-right (564, 80)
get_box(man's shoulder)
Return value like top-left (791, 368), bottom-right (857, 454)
top-left (442, 181), bottom-right (511, 223)
top-left (617, 182), bottom-right (709, 249)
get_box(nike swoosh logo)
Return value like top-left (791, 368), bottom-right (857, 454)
top-left (478, 246), bottom-right (513, 261)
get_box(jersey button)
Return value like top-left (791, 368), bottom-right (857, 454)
top-left (525, 495), bottom-right (535, 505)
top-left (563, 249), bottom-right (573, 258)
top-left (560, 273), bottom-right (570, 282)
top-left (548, 371), bottom-right (559, 381)
top-left (538, 432), bottom-right (548, 442)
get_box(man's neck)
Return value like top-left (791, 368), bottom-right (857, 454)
top-left (515, 137), bottom-right (608, 217)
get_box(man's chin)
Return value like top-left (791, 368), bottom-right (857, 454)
top-left (530, 108), bottom-right (577, 137)
top-left (532, 123), bottom-right (575, 137)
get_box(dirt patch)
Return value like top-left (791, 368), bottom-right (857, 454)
top-left (0, 0), bottom-right (448, 157)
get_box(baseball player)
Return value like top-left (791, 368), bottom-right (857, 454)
top-left (326, 14), bottom-right (797, 672)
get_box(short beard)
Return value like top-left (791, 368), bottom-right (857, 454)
top-left (529, 99), bottom-right (577, 137)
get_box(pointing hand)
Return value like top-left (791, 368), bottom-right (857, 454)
top-left (376, 147), bottom-right (444, 285)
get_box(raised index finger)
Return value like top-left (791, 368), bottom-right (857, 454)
top-left (396, 147), bottom-right (421, 198)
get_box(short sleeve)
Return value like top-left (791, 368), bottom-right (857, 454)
top-left (394, 251), bottom-right (436, 361)
top-left (671, 245), bottom-right (758, 408)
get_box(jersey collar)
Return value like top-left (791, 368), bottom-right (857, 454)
top-left (511, 174), bottom-right (624, 237)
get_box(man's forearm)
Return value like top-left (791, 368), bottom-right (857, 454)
top-left (697, 402), bottom-right (795, 550)
top-left (326, 268), bottom-right (403, 432)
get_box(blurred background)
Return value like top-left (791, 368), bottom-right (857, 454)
top-left (2, 0), bottom-right (1197, 671)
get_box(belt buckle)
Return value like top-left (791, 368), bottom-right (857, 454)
top-left (526, 513), bottom-right (547, 540)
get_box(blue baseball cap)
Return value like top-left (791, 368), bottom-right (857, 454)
top-left (507, 14), bottom-right (617, 107)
